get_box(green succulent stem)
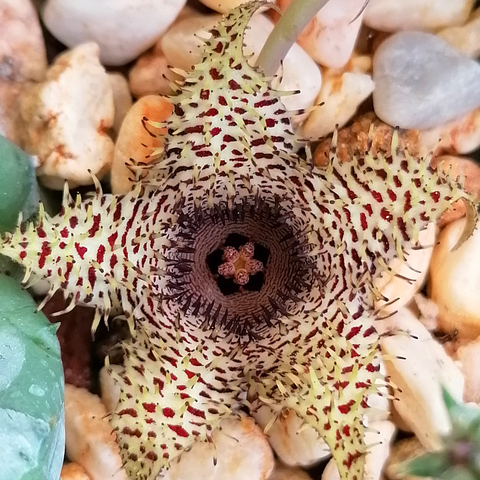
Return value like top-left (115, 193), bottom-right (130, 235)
top-left (255, 0), bottom-right (330, 76)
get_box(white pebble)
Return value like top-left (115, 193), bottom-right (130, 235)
top-left (277, 0), bottom-right (366, 69)
top-left (457, 337), bottom-right (480, 402)
top-left (64, 384), bottom-right (127, 480)
top-left (253, 407), bottom-right (331, 467)
top-left (373, 31), bottom-right (480, 129)
top-left (42, 0), bottom-right (187, 66)
top-left (162, 418), bottom-right (274, 480)
top-left (374, 223), bottom-right (436, 314)
top-left (301, 58), bottom-right (374, 140)
top-left (364, 0), bottom-right (474, 32)
top-left (376, 308), bottom-right (464, 450)
top-left (20, 43), bottom-right (114, 189)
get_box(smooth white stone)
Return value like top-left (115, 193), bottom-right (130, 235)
top-left (277, 0), bottom-right (366, 69)
top-left (42, 0), bottom-right (187, 66)
top-left (457, 336), bottom-right (480, 402)
top-left (161, 12), bottom-right (321, 114)
top-left (364, 0), bottom-right (474, 32)
top-left (301, 61), bottom-right (374, 140)
top-left (253, 407), bottom-right (331, 468)
top-left (161, 418), bottom-right (274, 480)
top-left (321, 421), bottom-right (396, 480)
top-left (374, 223), bottom-right (436, 314)
top-left (373, 31), bottom-right (480, 129)
top-left (19, 43), bottom-right (115, 189)
top-left (376, 308), bottom-right (464, 450)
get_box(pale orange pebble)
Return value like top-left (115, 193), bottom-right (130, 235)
top-left (61, 462), bottom-right (91, 480)
top-left (111, 95), bottom-right (173, 194)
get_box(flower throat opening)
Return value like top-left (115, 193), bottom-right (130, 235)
top-left (164, 196), bottom-right (316, 339)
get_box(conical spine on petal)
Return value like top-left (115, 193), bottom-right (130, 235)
top-left (0, 184), bottom-right (169, 329)
top-left (112, 323), bottom-right (246, 480)
top-left (142, 1), bottom-right (310, 211)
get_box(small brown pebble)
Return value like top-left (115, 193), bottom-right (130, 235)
top-left (313, 113), bottom-right (420, 167)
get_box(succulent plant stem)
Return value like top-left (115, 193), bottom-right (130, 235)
top-left (255, 0), bottom-right (330, 76)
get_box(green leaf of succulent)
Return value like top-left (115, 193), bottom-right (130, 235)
top-left (0, 274), bottom-right (64, 480)
top-left (438, 465), bottom-right (479, 480)
top-left (442, 387), bottom-right (480, 438)
top-left (402, 452), bottom-right (451, 478)
top-left (0, 135), bottom-right (38, 234)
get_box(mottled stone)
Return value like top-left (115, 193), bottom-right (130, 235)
top-left (20, 43), bottom-right (114, 189)
top-left (373, 31), bottom-right (480, 129)
top-left (313, 113), bottom-right (419, 167)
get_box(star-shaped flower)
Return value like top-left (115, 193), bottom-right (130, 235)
top-left (0, 3), bottom-right (477, 480)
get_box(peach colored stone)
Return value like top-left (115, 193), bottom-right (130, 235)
top-left (108, 72), bottom-right (132, 135)
top-left (275, 0), bottom-right (366, 69)
top-left (419, 107), bottom-right (480, 158)
top-left (61, 463), bottom-right (91, 480)
top-left (439, 8), bottom-right (480, 57)
top-left (0, 0), bottom-right (48, 145)
top-left (111, 95), bottom-right (173, 194)
top-left (429, 216), bottom-right (480, 341)
top-left (0, 0), bottom-right (47, 82)
top-left (128, 45), bottom-right (182, 98)
top-left (65, 385), bottom-right (127, 480)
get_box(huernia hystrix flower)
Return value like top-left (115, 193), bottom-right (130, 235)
top-left (0, 2), bottom-right (477, 480)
